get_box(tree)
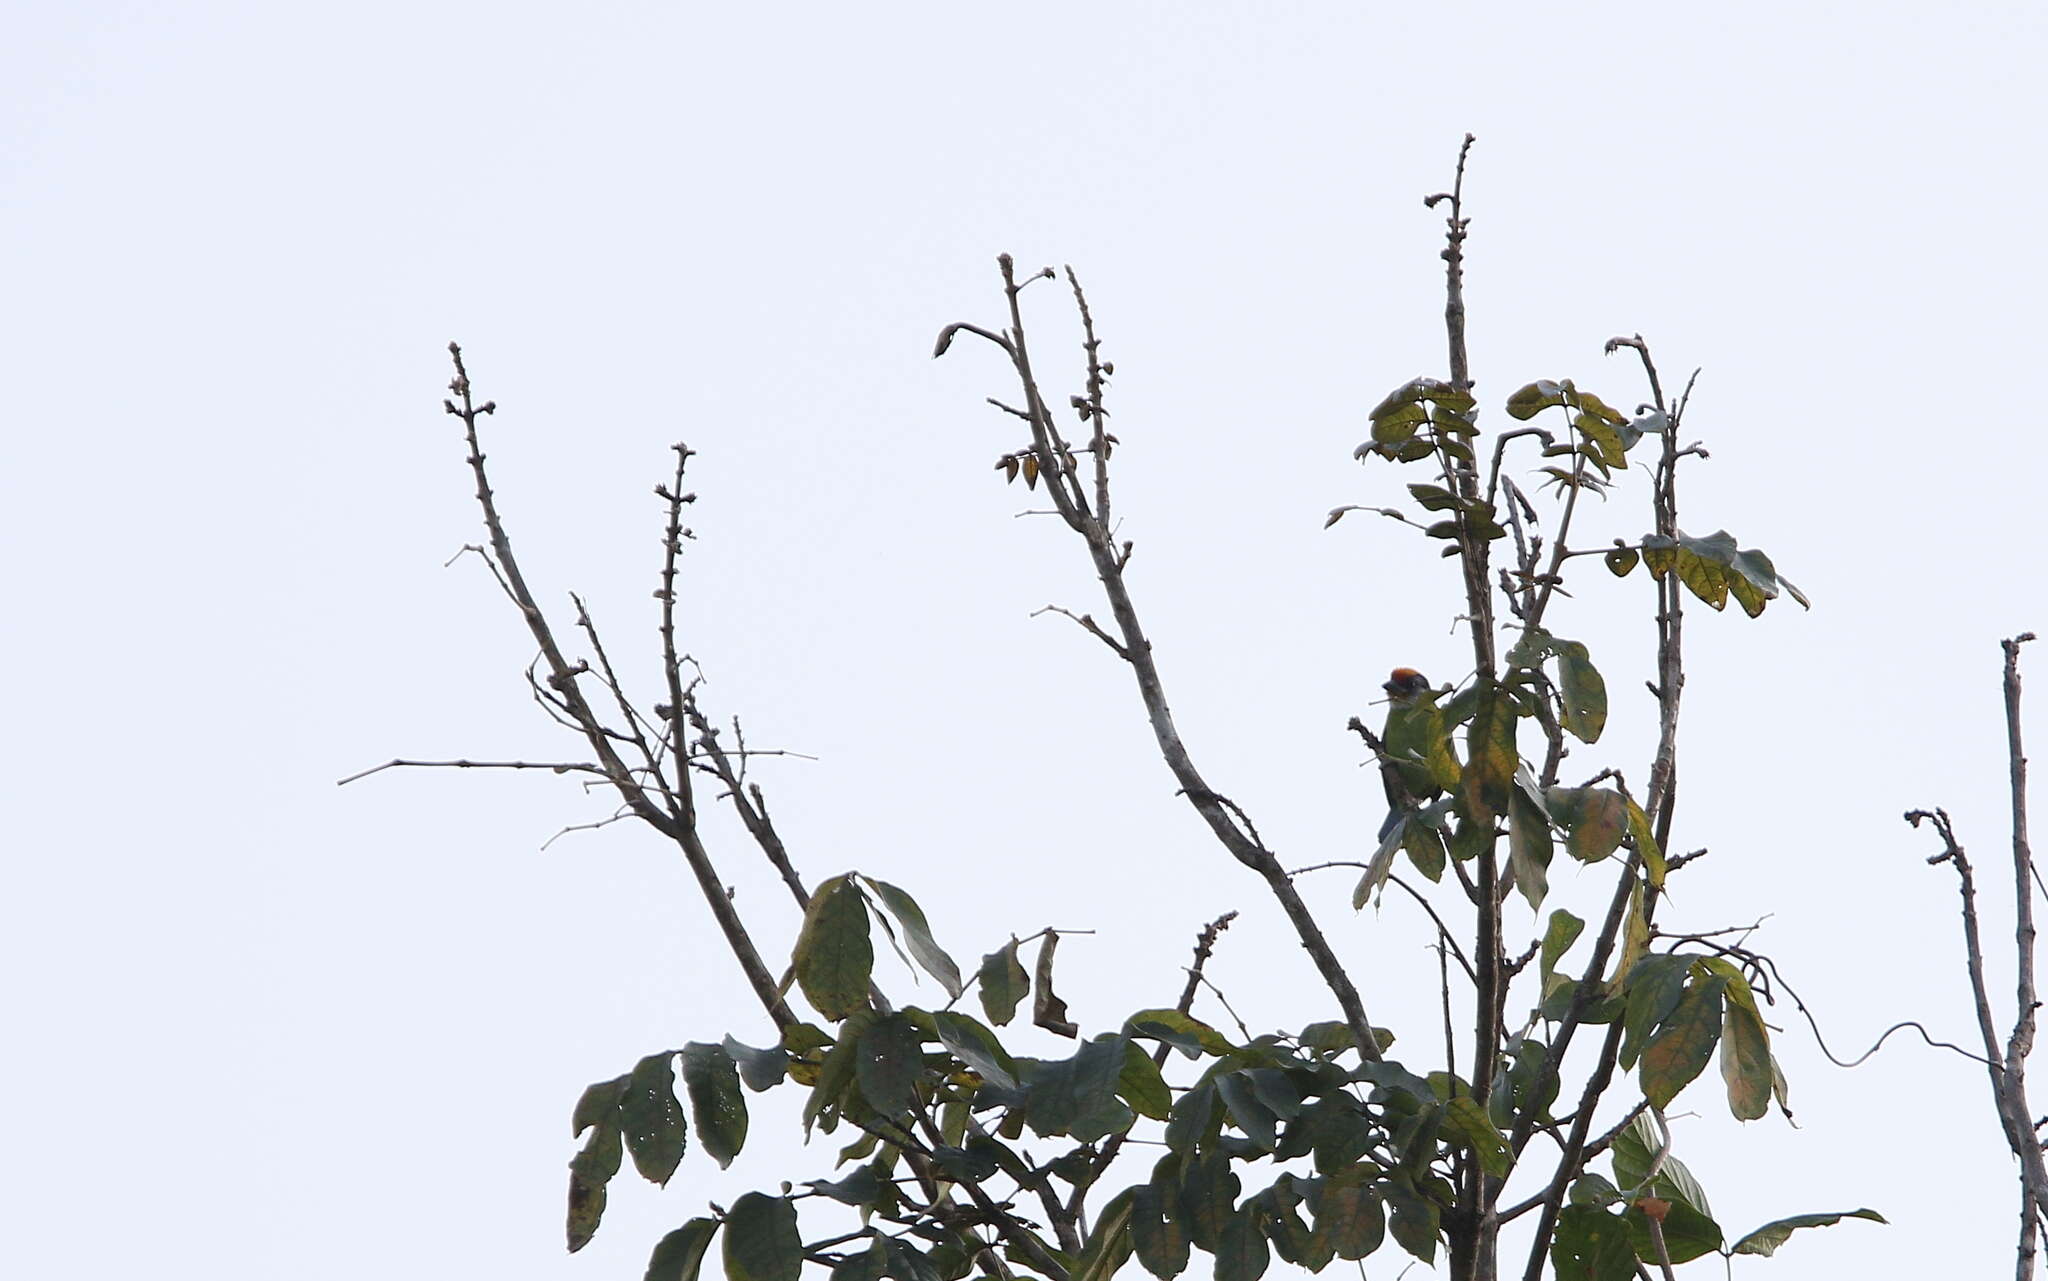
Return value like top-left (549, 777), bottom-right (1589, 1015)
top-left (352, 138), bottom-right (1884, 1281)
top-left (1909, 634), bottom-right (2048, 1281)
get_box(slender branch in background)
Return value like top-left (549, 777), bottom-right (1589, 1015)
top-left (954, 256), bottom-right (1387, 1064)
top-left (1608, 335), bottom-right (1687, 850)
top-left (1911, 634), bottom-right (2048, 1280)
top-left (376, 349), bottom-right (796, 1032)
top-left (688, 707), bottom-right (813, 910)
top-left (337, 757), bottom-right (605, 786)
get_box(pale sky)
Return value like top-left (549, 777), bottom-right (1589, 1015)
top-left (5, 3), bottom-right (2045, 1278)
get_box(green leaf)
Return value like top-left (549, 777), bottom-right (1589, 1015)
top-left (1165, 1080), bottom-right (1218, 1155)
top-left (1731, 1208), bottom-right (1887, 1257)
top-left (854, 1012), bottom-right (925, 1120)
top-left (1131, 1180), bottom-right (1191, 1278)
top-left (1639, 974), bottom-right (1728, 1109)
top-left (1619, 955), bottom-right (1691, 1070)
top-left (1403, 814), bottom-right (1447, 883)
top-left (1604, 545), bottom-right (1638, 577)
top-left (1549, 1204), bottom-right (1635, 1281)
top-left (1625, 1195), bottom-right (1723, 1264)
top-left (1381, 1174), bottom-right (1439, 1263)
top-left (1025, 1035), bottom-right (1134, 1141)
top-left (1217, 1071), bottom-right (1281, 1152)
top-left (1506, 379), bottom-right (1567, 420)
top-left (574, 1074), bottom-right (629, 1136)
top-left (1673, 529), bottom-right (1739, 610)
top-left (1553, 640), bottom-right (1607, 744)
top-left (1124, 1009), bottom-right (1235, 1057)
top-left (1073, 1186), bottom-right (1139, 1281)
top-left (1548, 786), bottom-right (1626, 862)
top-left (977, 939), bottom-right (1030, 1027)
top-left (803, 1009), bottom-right (875, 1135)
top-left (646, 1218), bottom-right (720, 1281)
top-left (1213, 1208), bottom-right (1270, 1281)
top-left (1442, 1096), bottom-right (1511, 1178)
top-left (722, 1193), bottom-right (801, 1281)
top-left (1461, 681), bottom-right (1518, 820)
top-left (1309, 1171), bottom-right (1384, 1261)
top-left (1508, 781), bottom-right (1553, 910)
top-left (1541, 909), bottom-right (1584, 983)
top-left (1118, 1040), bottom-right (1174, 1120)
top-left (863, 878), bottom-right (965, 999)
top-left (568, 1109), bottom-right (624, 1252)
top-left (1407, 482), bottom-right (1459, 510)
top-left (681, 1042), bottom-right (748, 1169)
top-left (806, 1165), bottom-right (883, 1205)
top-left (622, 1052), bottom-right (689, 1186)
top-left (1574, 412), bottom-right (1627, 470)
top-left (931, 1009), bottom-right (1020, 1090)
top-left (1701, 960), bottom-right (1774, 1120)
top-left (795, 874), bottom-right (874, 1022)
top-left (720, 1037), bottom-right (787, 1092)
top-left (1177, 1150), bottom-right (1241, 1250)
top-left (1623, 799), bottom-right (1665, 888)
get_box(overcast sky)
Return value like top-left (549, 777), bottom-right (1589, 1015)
top-left (6, 3), bottom-right (2045, 1278)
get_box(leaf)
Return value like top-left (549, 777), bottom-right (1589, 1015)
top-left (806, 1165), bottom-right (883, 1205)
top-left (722, 1193), bottom-right (801, 1281)
top-left (1118, 1040), bottom-right (1174, 1120)
top-left (622, 1052), bottom-right (689, 1186)
top-left (794, 874), bottom-right (874, 1023)
top-left (1549, 786), bottom-right (1626, 862)
top-left (681, 1042), bottom-right (748, 1169)
top-left (854, 1012), bottom-right (926, 1120)
top-left (1024, 1035), bottom-right (1133, 1140)
top-left (1033, 932), bottom-right (1077, 1037)
top-left (1164, 1080), bottom-right (1218, 1156)
top-left (1442, 1096), bottom-right (1511, 1178)
top-left (1506, 379), bottom-right (1567, 420)
top-left (1403, 814), bottom-right (1447, 883)
top-left (1731, 1208), bottom-right (1887, 1257)
top-left (1177, 1150), bottom-right (1242, 1250)
top-left (1131, 1181), bottom-right (1191, 1278)
top-left (1700, 959), bottom-right (1774, 1121)
top-left (646, 1218), bottom-right (720, 1281)
top-left (1217, 1071), bottom-right (1281, 1151)
top-left (863, 878), bottom-right (965, 998)
top-left (1072, 1186), bottom-right (1139, 1281)
top-left (1625, 1195), bottom-right (1723, 1264)
top-left (1549, 1204), bottom-right (1635, 1281)
top-left (568, 1105), bottom-right (624, 1252)
top-left (931, 1009), bottom-right (1020, 1090)
top-left (1672, 529), bottom-right (1738, 610)
top-left (1639, 974), bottom-right (1728, 1109)
top-left (1618, 954), bottom-right (1690, 1070)
top-left (802, 1008), bottom-right (874, 1135)
top-left (1309, 1172), bottom-right (1384, 1261)
top-left (720, 1036), bottom-right (787, 1093)
top-left (1123, 1008), bottom-right (1235, 1057)
top-left (1508, 781), bottom-right (1553, 911)
top-left (1381, 1174), bottom-right (1439, 1263)
top-left (1461, 681), bottom-right (1518, 820)
top-left (977, 939), bottom-right (1030, 1026)
top-left (1553, 640), bottom-right (1607, 744)
top-left (1213, 1208), bottom-right (1270, 1281)
top-left (1604, 545), bottom-right (1638, 577)
top-left (1624, 799), bottom-right (1666, 889)
top-left (1541, 909), bottom-right (1584, 983)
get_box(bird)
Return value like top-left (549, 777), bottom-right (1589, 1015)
top-left (1377, 667), bottom-right (1443, 841)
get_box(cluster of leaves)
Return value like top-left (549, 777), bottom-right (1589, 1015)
top-left (565, 850), bottom-right (1862, 1281)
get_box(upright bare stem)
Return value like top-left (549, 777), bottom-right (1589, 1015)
top-left (441, 346), bottom-right (794, 1031)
